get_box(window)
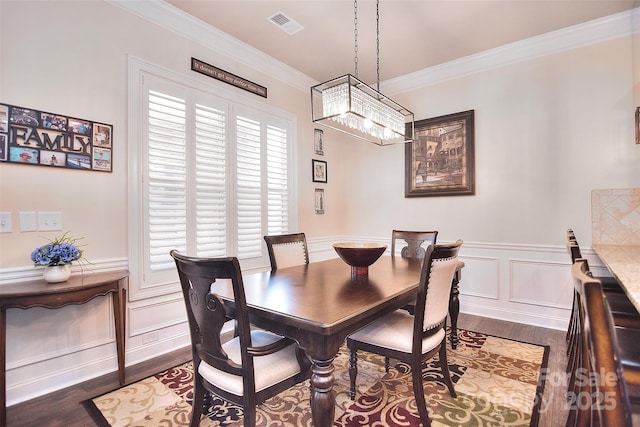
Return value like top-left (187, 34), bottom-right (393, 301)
top-left (128, 58), bottom-right (296, 300)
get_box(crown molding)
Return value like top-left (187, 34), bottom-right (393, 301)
top-left (382, 7), bottom-right (640, 95)
top-left (107, 1), bottom-right (637, 96)
top-left (106, 0), bottom-right (316, 93)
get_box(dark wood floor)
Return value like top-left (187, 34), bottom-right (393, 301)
top-left (6, 313), bottom-right (569, 427)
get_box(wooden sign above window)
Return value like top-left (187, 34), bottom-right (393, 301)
top-left (0, 103), bottom-right (112, 172)
top-left (191, 57), bottom-right (267, 98)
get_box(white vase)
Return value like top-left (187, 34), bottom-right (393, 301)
top-left (43, 264), bottom-right (71, 283)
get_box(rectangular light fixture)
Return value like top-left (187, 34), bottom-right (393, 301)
top-left (311, 74), bottom-right (414, 146)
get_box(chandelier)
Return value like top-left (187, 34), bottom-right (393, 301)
top-left (311, 0), bottom-right (414, 145)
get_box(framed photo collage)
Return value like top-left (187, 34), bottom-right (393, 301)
top-left (0, 103), bottom-right (113, 172)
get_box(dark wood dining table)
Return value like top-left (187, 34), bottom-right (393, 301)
top-left (211, 255), bottom-right (462, 427)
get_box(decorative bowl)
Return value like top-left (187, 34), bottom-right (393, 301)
top-left (333, 242), bottom-right (387, 276)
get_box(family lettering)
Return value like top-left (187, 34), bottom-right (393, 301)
top-left (10, 125), bottom-right (91, 155)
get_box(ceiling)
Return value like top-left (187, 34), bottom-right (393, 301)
top-left (165, 0), bottom-right (638, 85)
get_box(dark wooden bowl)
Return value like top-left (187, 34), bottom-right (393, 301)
top-left (333, 243), bottom-right (387, 276)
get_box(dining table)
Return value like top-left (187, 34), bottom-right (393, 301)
top-left (211, 255), bottom-right (461, 427)
top-left (592, 244), bottom-right (640, 312)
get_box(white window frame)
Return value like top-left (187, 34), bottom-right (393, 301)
top-left (127, 56), bottom-right (298, 301)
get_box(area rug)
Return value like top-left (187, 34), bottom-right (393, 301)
top-left (83, 330), bottom-right (549, 427)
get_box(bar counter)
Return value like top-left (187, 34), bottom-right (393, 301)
top-left (592, 244), bottom-right (640, 312)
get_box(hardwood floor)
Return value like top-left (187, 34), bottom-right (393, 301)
top-left (6, 313), bottom-right (569, 427)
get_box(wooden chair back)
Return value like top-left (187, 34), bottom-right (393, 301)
top-left (414, 240), bottom-right (463, 335)
top-left (264, 233), bottom-right (309, 270)
top-left (391, 229), bottom-right (438, 260)
top-left (568, 258), bottom-right (634, 427)
top-left (171, 251), bottom-right (251, 377)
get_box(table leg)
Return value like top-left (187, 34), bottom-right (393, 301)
top-left (310, 357), bottom-right (335, 427)
top-left (112, 282), bottom-right (126, 385)
top-left (1, 309), bottom-right (6, 427)
top-left (449, 267), bottom-right (461, 350)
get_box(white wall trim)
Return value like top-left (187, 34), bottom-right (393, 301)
top-left (106, 0), bottom-right (316, 93)
top-left (0, 257), bottom-right (128, 284)
top-left (383, 7), bottom-right (640, 94)
top-left (460, 300), bottom-right (569, 332)
top-left (107, 2), bottom-right (639, 97)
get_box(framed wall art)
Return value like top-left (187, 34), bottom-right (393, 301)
top-left (636, 107), bottom-right (640, 144)
top-left (312, 159), bottom-right (327, 183)
top-left (315, 188), bottom-right (325, 214)
top-left (0, 103), bottom-right (113, 172)
top-left (314, 128), bottom-right (324, 155)
top-left (405, 110), bottom-right (475, 197)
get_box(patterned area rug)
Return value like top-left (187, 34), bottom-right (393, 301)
top-left (83, 330), bottom-right (549, 427)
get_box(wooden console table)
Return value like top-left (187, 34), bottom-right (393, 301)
top-left (0, 270), bottom-right (128, 427)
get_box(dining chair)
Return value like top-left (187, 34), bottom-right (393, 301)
top-left (347, 240), bottom-right (463, 427)
top-left (566, 258), bottom-right (638, 427)
top-left (263, 232), bottom-right (309, 271)
top-left (170, 250), bottom-right (311, 427)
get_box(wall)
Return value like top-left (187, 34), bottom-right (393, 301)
top-left (0, 0), bottom-right (337, 405)
top-left (0, 0), bottom-right (638, 406)
top-left (331, 13), bottom-right (640, 331)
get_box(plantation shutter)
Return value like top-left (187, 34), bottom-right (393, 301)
top-left (194, 104), bottom-right (227, 257)
top-left (131, 64), bottom-right (295, 299)
top-left (266, 125), bottom-right (289, 235)
top-left (236, 116), bottom-right (263, 258)
top-left (147, 90), bottom-right (187, 272)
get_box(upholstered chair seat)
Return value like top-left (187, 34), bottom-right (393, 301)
top-left (348, 310), bottom-right (446, 354)
top-left (199, 329), bottom-right (303, 396)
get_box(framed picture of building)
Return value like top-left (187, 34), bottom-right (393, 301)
top-left (405, 110), bottom-right (475, 197)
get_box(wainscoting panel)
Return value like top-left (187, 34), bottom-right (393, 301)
top-left (509, 259), bottom-right (573, 309)
top-left (457, 255), bottom-right (500, 300)
top-left (128, 293), bottom-right (186, 337)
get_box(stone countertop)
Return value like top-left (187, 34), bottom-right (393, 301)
top-left (592, 244), bottom-right (640, 313)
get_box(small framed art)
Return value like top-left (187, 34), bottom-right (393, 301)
top-left (312, 159), bottom-right (327, 183)
top-left (315, 188), bottom-right (325, 214)
top-left (314, 128), bottom-right (324, 155)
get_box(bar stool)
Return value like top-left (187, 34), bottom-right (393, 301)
top-left (566, 259), bottom-right (640, 427)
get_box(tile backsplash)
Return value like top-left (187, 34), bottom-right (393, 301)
top-left (592, 188), bottom-right (640, 245)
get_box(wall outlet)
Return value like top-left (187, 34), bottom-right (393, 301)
top-left (0, 212), bottom-right (12, 233)
top-left (38, 212), bottom-right (62, 231)
top-left (19, 211), bottom-right (37, 232)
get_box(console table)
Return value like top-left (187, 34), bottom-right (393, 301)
top-left (0, 270), bottom-right (128, 427)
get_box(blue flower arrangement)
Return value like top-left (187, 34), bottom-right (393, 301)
top-left (31, 231), bottom-right (83, 267)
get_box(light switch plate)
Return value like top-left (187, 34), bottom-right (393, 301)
top-left (0, 212), bottom-right (12, 233)
top-left (38, 212), bottom-right (62, 231)
top-left (19, 211), bottom-right (37, 232)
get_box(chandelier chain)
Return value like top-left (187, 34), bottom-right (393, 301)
top-left (353, 0), bottom-right (358, 78)
top-left (376, 0), bottom-right (380, 92)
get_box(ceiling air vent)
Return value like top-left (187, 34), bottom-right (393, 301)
top-left (267, 12), bottom-right (303, 35)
